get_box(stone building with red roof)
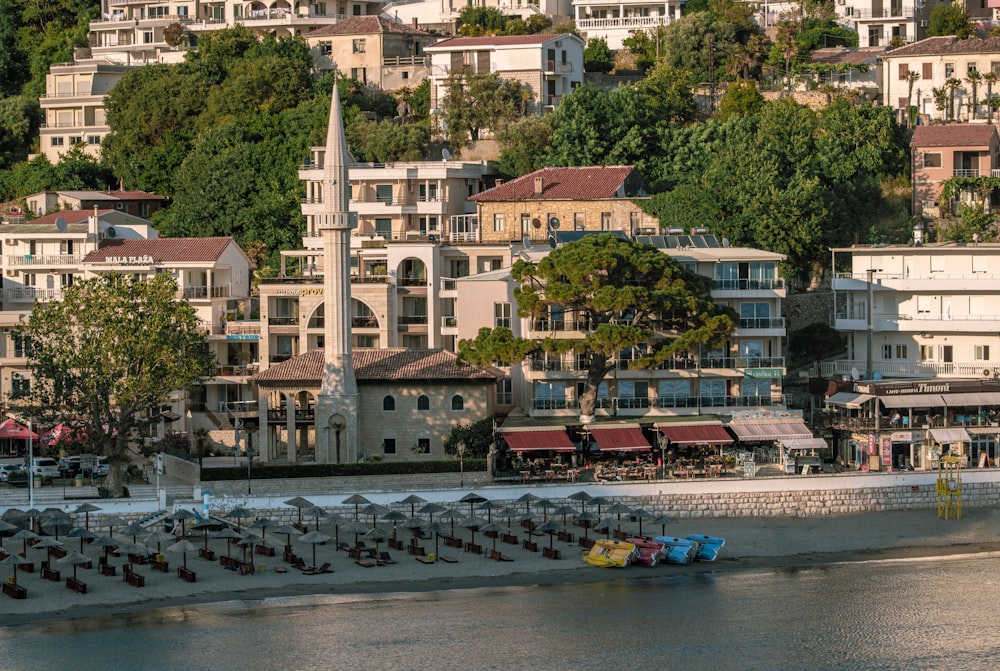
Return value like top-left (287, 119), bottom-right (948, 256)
top-left (909, 124), bottom-right (1000, 217)
top-left (24, 189), bottom-right (168, 219)
top-left (469, 165), bottom-right (657, 243)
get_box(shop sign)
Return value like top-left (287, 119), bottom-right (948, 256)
top-left (867, 432), bottom-right (877, 456)
top-left (744, 368), bottom-right (783, 379)
top-left (226, 334), bottom-right (259, 341)
top-left (731, 408), bottom-right (804, 420)
top-left (881, 437), bottom-right (892, 466)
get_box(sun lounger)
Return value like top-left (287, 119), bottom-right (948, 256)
top-left (415, 556), bottom-right (435, 564)
top-left (273, 566), bottom-right (288, 573)
top-left (488, 549), bottom-right (514, 562)
top-left (42, 566), bottom-right (61, 582)
top-left (378, 552), bottom-right (396, 565)
top-left (439, 555), bottom-right (458, 563)
top-left (302, 562), bottom-right (333, 575)
top-left (355, 560), bottom-right (376, 568)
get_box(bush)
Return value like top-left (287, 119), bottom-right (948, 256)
top-left (201, 459), bottom-right (488, 481)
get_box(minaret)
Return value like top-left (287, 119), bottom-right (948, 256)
top-left (314, 86), bottom-right (360, 464)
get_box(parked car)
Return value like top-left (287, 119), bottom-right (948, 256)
top-left (29, 457), bottom-right (60, 478)
top-left (61, 455), bottom-right (109, 479)
top-left (0, 463), bottom-right (23, 482)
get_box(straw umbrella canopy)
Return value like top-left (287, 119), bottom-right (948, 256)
top-left (437, 508), bottom-right (464, 536)
top-left (533, 499), bottom-right (556, 522)
top-left (226, 506), bottom-right (253, 533)
top-left (575, 511), bottom-right (598, 538)
top-left (41, 510), bottom-right (73, 539)
top-left (396, 494), bottom-right (427, 517)
top-left (57, 551), bottom-right (92, 581)
top-left (480, 521), bottom-right (502, 553)
top-left (360, 503), bottom-right (387, 529)
top-left (11, 529), bottom-right (40, 557)
top-left (169, 509), bottom-right (197, 537)
top-left (298, 530), bottom-right (332, 568)
top-left (250, 517), bottom-right (274, 540)
top-left (516, 493), bottom-right (540, 513)
top-left (67, 527), bottom-right (97, 553)
top-left (417, 502), bottom-right (446, 522)
top-left (121, 522), bottom-right (146, 544)
top-left (303, 506), bottom-right (330, 531)
top-left (144, 530), bottom-right (175, 555)
top-left (629, 508), bottom-right (653, 537)
top-left (499, 506), bottom-right (520, 534)
top-left (593, 518), bottom-right (615, 539)
top-left (364, 527), bottom-right (388, 558)
top-left (459, 492), bottom-right (487, 517)
top-left (103, 515), bottom-right (128, 538)
top-left (551, 505), bottom-right (577, 527)
top-left (651, 515), bottom-right (673, 537)
top-left (476, 500), bottom-right (501, 523)
top-left (605, 502), bottom-right (633, 524)
top-left (461, 516), bottom-right (488, 546)
top-left (381, 510), bottom-right (407, 539)
top-left (166, 539), bottom-right (197, 571)
top-left (32, 537), bottom-right (64, 565)
top-left (284, 497), bottom-right (315, 527)
top-left (213, 528), bottom-right (242, 557)
top-left (0, 552), bottom-right (24, 583)
top-left (0, 520), bottom-right (17, 549)
top-left (115, 542), bottom-right (151, 571)
top-left (342, 494), bottom-right (371, 520)
top-left (567, 491), bottom-right (593, 505)
top-left (2, 508), bottom-right (28, 531)
top-left (192, 520), bottom-right (222, 551)
top-left (73, 503), bottom-right (102, 530)
top-left (535, 520), bottom-right (562, 551)
top-left (92, 535), bottom-right (118, 564)
top-left (516, 512), bottom-right (536, 534)
top-left (271, 524), bottom-right (301, 551)
top-left (237, 532), bottom-right (263, 564)
top-left (423, 521), bottom-right (448, 561)
top-left (344, 519), bottom-right (370, 546)
top-left (588, 496), bottom-right (613, 517)
top-left (402, 516), bottom-right (427, 545)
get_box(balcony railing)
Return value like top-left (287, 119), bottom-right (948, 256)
top-left (399, 315), bottom-right (428, 325)
top-left (821, 359), bottom-right (1000, 378)
top-left (713, 278), bottom-right (785, 291)
top-left (531, 395), bottom-right (785, 411)
top-left (953, 169), bottom-right (981, 177)
top-left (3, 288), bottom-right (64, 302)
top-left (268, 316), bottom-right (299, 326)
top-left (575, 16), bottom-right (672, 30)
top-left (531, 319), bottom-right (594, 332)
top-left (399, 276), bottom-right (427, 287)
top-left (6, 254), bottom-right (82, 266)
top-left (352, 316), bottom-right (379, 328)
top-left (544, 60), bottom-right (574, 73)
top-left (182, 285), bottom-right (232, 299)
top-left (738, 317), bottom-right (785, 329)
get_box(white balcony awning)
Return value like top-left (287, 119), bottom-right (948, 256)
top-left (879, 394), bottom-right (945, 409)
top-left (929, 427), bottom-right (971, 444)
top-left (781, 437), bottom-right (829, 450)
top-left (826, 392), bottom-right (874, 409)
top-left (942, 392), bottom-right (1000, 406)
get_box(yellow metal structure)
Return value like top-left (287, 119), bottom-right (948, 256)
top-left (936, 456), bottom-right (963, 519)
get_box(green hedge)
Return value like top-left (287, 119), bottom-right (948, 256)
top-left (202, 459), bottom-right (488, 481)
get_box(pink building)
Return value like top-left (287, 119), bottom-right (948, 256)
top-left (910, 124), bottom-right (1000, 217)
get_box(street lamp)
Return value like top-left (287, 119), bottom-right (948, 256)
top-left (657, 431), bottom-right (668, 480)
top-left (457, 440), bottom-right (466, 488)
top-left (28, 417), bottom-right (34, 511)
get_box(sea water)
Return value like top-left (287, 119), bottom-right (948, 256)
top-left (2, 555), bottom-right (999, 671)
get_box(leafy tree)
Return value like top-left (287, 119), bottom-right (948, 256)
top-left (796, 21), bottom-right (858, 51)
top-left (443, 417), bottom-right (496, 458)
top-left (398, 79), bottom-right (430, 117)
top-left (346, 117), bottom-right (429, 162)
top-left (0, 94), bottom-right (40, 170)
top-left (939, 203), bottom-right (995, 243)
top-left (787, 322), bottom-right (846, 364)
top-left (163, 22), bottom-right (186, 48)
top-left (524, 14), bottom-right (553, 34)
top-left (50, 145), bottom-right (116, 191)
top-left (715, 79), bottom-right (765, 120)
top-left (0, 1), bottom-right (29, 96)
top-left (496, 114), bottom-right (554, 176)
top-left (660, 12), bottom-right (737, 84)
top-left (644, 183), bottom-right (724, 231)
top-left (927, 4), bottom-right (974, 38)
top-left (458, 234), bottom-right (735, 421)
top-left (584, 37), bottom-right (614, 73)
top-left (16, 273), bottom-right (215, 497)
top-left (0, 154), bottom-right (55, 201)
top-left (457, 7), bottom-right (508, 35)
top-left (440, 69), bottom-right (528, 144)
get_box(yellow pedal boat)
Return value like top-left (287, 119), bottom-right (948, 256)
top-left (582, 539), bottom-right (637, 568)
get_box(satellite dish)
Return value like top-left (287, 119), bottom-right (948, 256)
top-left (106, 226), bottom-right (117, 238)
top-left (54, 217), bottom-right (67, 233)
top-left (548, 235), bottom-right (557, 249)
top-left (851, 367), bottom-right (860, 382)
top-left (441, 148), bottom-right (452, 161)
top-left (521, 236), bottom-right (533, 249)
top-left (532, 218), bottom-right (542, 229)
top-left (548, 216), bottom-right (560, 229)
top-left (722, 237), bottom-right (730, 247)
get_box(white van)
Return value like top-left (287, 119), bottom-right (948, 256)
top-left (30, 457), bottom-right (60, 478)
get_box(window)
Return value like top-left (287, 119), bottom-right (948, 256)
top-left (600, 212), bottom-right (611, 230)
top-left (739, 302), bottom-right (772, 328)
top-left (574, 212), bottom-right (585, 230)
top-left (700, 379), bottom-right (727, 406)
top-left (69, 136), bottom-right (82, 145)
top-left (417, 395), bottom-right (429, 410)
top-left (374, 218), bottom-right (391, 238)
top-left (521, 213), bottom-right (531, 235)
top-left (882, 344), bottom-right (892, 359)
top-left (976, 345), bottom-right (991, 361)
top-left (10, 373), bottom-right (30, 399)
top-left (493, 213), bottom-right (505, 232)
top-left (451, 394), bottom-right (464, 410)
top-left (917, 296), bottom-right (932, 314)
top-left (930, 256), bottom-right (945, 272)
top-left (353, 39), bottom-right (366, 53)
top-left (618, 381), bottom-right (649, 408)
top-left (177, 6), bottom-right (188, 16)
top-left (314, 3), bottom-right (326, 16)
top-left (941, 345), bottom-right (953, 363)
top-left (898, 63), bottom-right (908, 80)
top-left (383, 438), bottom-right (396, 454)
top-left (143, 31), bottom-right (153, 44)
top-left (51, 137), bottom-right (64, 146)
top-left (969, 63), bottom-right (978, 75)
top-left (375, 184), bottom-right (393, 203)
top-left (402, 71), bottom-right (409, 80)
top-left (416, 438), bottom-right (430, 453)
top-left (383, 395), bottom-right (395, 411)
top-left (149, 6), bottom-right (166, 17)
top-left (319, 42), bottom-right (331, 55)
top-left (923, 63), bottom-right (932, 79)
top-left (87, 136), bottom-right (100, 145)
top-left (896, 345), bottom-right (908, 359)
top-left (922, 152), bottom-right (942, 168)
top-left (742, 378), bottom-right (770, 398)
top-left (945, 63), bottom-right (954, 78)
top-left (534, 381), bottom-right (567, 409)
top-left (498, 378), bottom-right (512, 405)
top-left (658, 379), bottom-right (689, 407)
top-left (494, 302), bottom-right (511, 328)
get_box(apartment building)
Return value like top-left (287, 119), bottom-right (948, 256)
top-left (425, 33), bottom-right (585, 116)
top-left (303, 16), bottom-right (437, 88)
top-left (910, 124), bottom-right (1000, 218)
top-left (23, 189), bottom-right (168, 218)
top-left (455, 232), bottom-right (789, 421)
top-left (381, 0), bottom-right (573, 34)
top-left (881, 36), bottom-right (1000, 123)
top-left (38, 59), bottom-right (137, 164)
top-left (573, 0), bottom-right (685, 49)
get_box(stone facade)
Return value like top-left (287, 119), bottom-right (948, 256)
top-left (478, 198), bottom-right (655, 244)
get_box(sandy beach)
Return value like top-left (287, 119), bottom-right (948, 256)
top-left (4, 505), bottom-right (999, 627)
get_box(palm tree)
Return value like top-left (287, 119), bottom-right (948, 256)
top-left (966, 69), bottom-right (982, 120)
top-left (983, 71), bottom-right (998, 123)
top-left (945, 78), bottom-right (963, 121)
top-left (906, 70), bottom-right (920, 127)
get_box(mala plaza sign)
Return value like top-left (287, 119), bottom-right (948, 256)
top-left (105, 255), bottom-right (155, 265)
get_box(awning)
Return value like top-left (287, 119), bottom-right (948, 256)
top-left (826, 392), bottom-right (874, 409)
top-left (929, 427), bottom-right (971, 444)
top-left (656, 422), bottom-right (734, 446)
top-left (781, 437), bottom-right (829, 450)
top-left (942, 392), bottom-right (1000, 407)
top-left (879, 394), bottom-right (945, 409)
top-left (500, 427), bottom-right (575, 453)
top-left (728, 420), bottom-right (813, 442)
top-left (587, 424), bottom-right (650, 452)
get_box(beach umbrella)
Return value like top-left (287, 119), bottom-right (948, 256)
top-left (593, 518), bottom-right (615, 539)
top-left (11, 529), bottom-right (39, 557)
top-left (250, 517), bottom-right (274, 539)
top-left (0, 520), bottom-right (17, 548)
top-left (41, 510), bottom-right (73, 539)
top-left (103, 515), bottom-right (128, 538)
top-left (536, 520), bottom-right (562, 551)
top-left (516, 512), bottom-right (536, 534)
top-left (417, 502), bottom-right (446, 522)
top-left (480, 521), bottom-right (501, 553)
top-left (92, 535), bottom-right (117, 564)
top-left (298, 530), bottom-right (332, 568)
top-left (303, 506), bottom-right (330, 531)
top-left (115, 542), bottom-right (151, 571)
top-left (2, 508), bottom-right (28, 530)
top-left (551, 505), bottom-right (577, 526)
top-left (459, 492), bottom-right (487, 517)
top-left (499, 507), bottom-right (520, 533)
top-left (438, 508), bottom-right (464, 536)
top-left (226, 506), bottom-right (253, 533)
top-left (57, 551), bottom-right (91, 581)
top-left (342, 494), bottom-right (371, 520)
top-left (402, 517), bottom-right (427, 545)
top-left (651, 515), bottom-right (674, 537)
top-left (0, 552), bottom-right (23, 582)
top-left (588, 496), bottom-right (613, 517)
top-left (575, 511), bottom-right (598, 539)
top-left (213, 528), bottom-right (242, 557)
top-left (533, 499), bottom-right (555, 522)
top-left (424, 521), bottom-right (448, 562)
top-left (328, 513), bottom-right (347, 549)
top-left (567, 491), bottom-right (593, 505)
top-left (144, 530), bottom-right (175, 555)
top-left (166, 539), bottom-right (197, 570)
top-left (24, 508), bottom-right (43, 534)
top-left (381, 510), bottom-right (407, 539)
top-left (461, 516), bottom-right (488, 546)
top-left (237, 532), bottom-right (263, 564)
top-left (192, 520), bottom-right (222, 551)
top-left (396, 495), bottom-right (427, 517)
top-left (271, 524), bottom-right (301, 551)
top-left (169, 509), bottom-right (197, 537)
top-left (606, 502), bottom-right (633, 523)
top-left (364, 527), bottom-right (388, 558)
top-left (630, 508), bottom-right (653, 537)
top-left (284, 497), bottom-right (315, 527)
top-left (121, 522), bottom-right (146, 544)
top-left (476, 500), bottom-right (501, 523)
top-left (73, 503), bottom-right (102, 530)
top-left (516, 493), bottom-right (540, 514)
top-left (360, 503), bottom-right (387, 528)
top-left (67, 527), bottom-right (97, 553)
top-left (32, 537), bottom-right (64, 566)
top-left (344, 519), bottom-right (369, 546)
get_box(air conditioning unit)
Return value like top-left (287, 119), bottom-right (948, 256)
top-left (837, 0), bottom-right (844, 5)
top-left (984, 369), bottom-right (993, 378)
top-left (6, 269), bottom-right (16, 276)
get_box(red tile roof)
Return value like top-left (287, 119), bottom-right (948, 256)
top-left (886, 36), bottom-right (1000, 58)
top-left (427, 34), bottom-right (565, 49)
top-left (470, 166), bottom-right (639, 202)
top-left (910, 124), bottom-right (998, 148)
top-left (253, 348), bottom-right (502, 385)
top-left (83, 237), bottom-right (235, 263)
top-left (809, 47), bottom-right (883, 65)
top-left (305, 16), bottom-right (430, 37)
top-left (26, 210), bottom-right (114, 226)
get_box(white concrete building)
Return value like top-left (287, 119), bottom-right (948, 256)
top-left (382, 0), bottom-right (573, 34)
top-left (573, 0), bottom-right (685, 50)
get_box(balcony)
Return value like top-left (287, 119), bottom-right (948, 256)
top-left (3, 287), bottom-right (63, 303)
top-left (441, 316), bottom-right (457, 328)
top-left (398, 315), bottom-right (428, 325)
top-left (850, 7), bottom-right (916, 19)
top-left (531, 318), bottom-right (594, 333)
top-left (5, 254), bottom-right (82, 266)
top-left (713, 278), bottom-right (785, 291)
top-left (352, 316), bottom-right (379, 328)
top-left (182, 285), bottom-right (232, 299)
top-left (575, 16), bottom-right (672, 30)
top-left (544, 60), bottom-right (574, 74)
top-left (954, 169), bottom-right (981, 177)
top-left (268, 316), bottom-right (299, 326)
top-left (821, 359), bottom-right (999, 379)
top-left (738, 318), bottom-right (785, 329)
